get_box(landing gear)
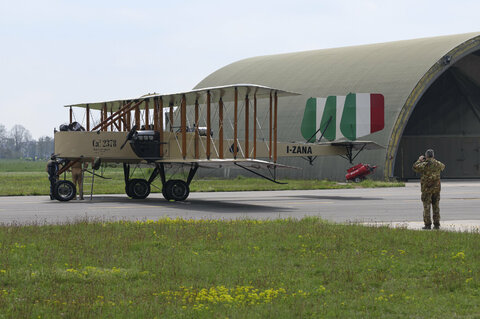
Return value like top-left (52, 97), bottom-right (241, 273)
top-left (53, 180), bottom-right (76, 201)
top-left (122, 163), bottom-right (198, 202)
top-left (161, 163), bottom-right (197, 201)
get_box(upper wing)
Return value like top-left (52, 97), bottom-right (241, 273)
top-left (65, 84), bottom-right (300, 110)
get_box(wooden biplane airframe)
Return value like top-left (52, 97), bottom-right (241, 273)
top-left (52, 84), bottom-right (381, 201)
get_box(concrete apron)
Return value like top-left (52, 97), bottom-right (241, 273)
top-left (362, 220), bottom-right (480, 232)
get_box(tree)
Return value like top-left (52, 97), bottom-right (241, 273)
top-left (10, 124), bottom-right (32, 152)
top-left (36, 136), bottom-right (54, 159)
top-left (0, 123), bottom-right (53, 159)
top-left (0, 124), bottom-right (11, 158)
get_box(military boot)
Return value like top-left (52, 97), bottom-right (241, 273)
top-left (433, 224), bottom-right (440, 230)
top-left (422, 225), bottom-right (432, 230)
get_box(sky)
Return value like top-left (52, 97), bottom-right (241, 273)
top-left (1, 0), bottom-right (479, 139)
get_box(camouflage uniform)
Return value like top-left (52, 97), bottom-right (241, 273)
top-left (412, 158), bottom-right (445, 227)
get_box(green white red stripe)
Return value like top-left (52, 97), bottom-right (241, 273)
top-left (301, 93), bottom-right (384, 141)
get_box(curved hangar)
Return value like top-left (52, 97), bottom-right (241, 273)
top-left (195, 32), bottom-right (480, 180)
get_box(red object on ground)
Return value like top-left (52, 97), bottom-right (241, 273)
top-left (346, 163), bottom-right (377, 182)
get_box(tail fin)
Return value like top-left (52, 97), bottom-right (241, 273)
top-left (301, 93), bottom-right (384, 142)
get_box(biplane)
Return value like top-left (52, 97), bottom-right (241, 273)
top-left (51, 84), bottom-right (383, 202)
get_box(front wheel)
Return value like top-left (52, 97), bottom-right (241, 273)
top-left (128, 179), bottom-right (150, 199)
top-left (53, 180), bottom-right (76, 201)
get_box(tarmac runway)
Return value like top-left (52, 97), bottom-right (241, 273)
top-left (0, 181), bottom-right (479, 231)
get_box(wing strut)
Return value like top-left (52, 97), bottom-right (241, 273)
top-left (338, 143), bottom-right (367, 164)
top-left (303, 115), bottom-right (333, 165)
top-left (234, 163), bottom-right (287, 185)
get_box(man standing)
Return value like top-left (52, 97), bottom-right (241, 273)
top-left (412, 149), bottom-right (445, 230)
top-left (46, 154), bottom-right (59, 200)
top-left (71, 161), bottom-right (86, 200)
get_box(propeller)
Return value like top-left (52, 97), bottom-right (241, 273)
top-left (120, 126), bottom-right (137, 150)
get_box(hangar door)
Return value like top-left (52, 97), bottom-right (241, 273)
top-left (394, 52), bottom-right (480, 179)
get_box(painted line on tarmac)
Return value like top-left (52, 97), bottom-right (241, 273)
top-left (86, 206), bottom-right (140, 209)
top-left (253, 201), bottom-right (335, 206)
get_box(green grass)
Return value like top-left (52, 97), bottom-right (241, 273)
top-left (0, 217), bottom-right (479, 318)
top-left (0, 160), bottom-right (403, 196)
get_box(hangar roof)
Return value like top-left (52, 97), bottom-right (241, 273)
top-left (194, 32), bottom-right (480, 177)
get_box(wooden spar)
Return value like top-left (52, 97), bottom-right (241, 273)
top-left (206, 91), bottom-right (211, 159)
top-left (102, 104), bottom-right (107, 131)
top-left (135, 103), bottom-right (140, 130)
top-left (69, 107), bottom-right (73, 124)
top-left (194, 99), bottom-right (199, 159)
top-left (269, 92), bottom-right (272, 159)
top-left (126, 108), bottom-right (131, 131)
top-left (117, 102), bottom-right (126, 132)
top-left (218, 98), bottom-right (224, 159)
top-left (274, 92), bottom-right (278, 163)
top-left (153, 98), bottom-right (159, 131)
top-left (253, 94), bottom-right (257, 159)
top-left (117, 106), bottom-right (122, 131)
top-left (86, 104), bottom-right (90, 131)
top-left (245, 94), bottom-right (249, 158)
top-left (111, 106), bottom-right (120, 132)
top-left (110, 106), bottom-right (114, 131)
top-left (158, 97), bottom-right (164, 157)
top-left (169, 105), bottom-right (174, 132)
top-left (92, 100), bottom-right (137, 131)
top-left (145, 99), bottom-right (149, 129)
top-left (234, 87), bottom-right (238, 159)
top-left (181, 95), bottom-right (187, 159)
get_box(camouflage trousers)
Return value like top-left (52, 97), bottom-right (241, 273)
top-left (421, 191), bottom-right (440, 226)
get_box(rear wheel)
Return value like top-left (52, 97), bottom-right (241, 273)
top-left (128, 179), bottom-right (150, 199)
top-left (53, 180), bottom-right (76, 201)
top-left (164, 179), bottom-right (189, 201)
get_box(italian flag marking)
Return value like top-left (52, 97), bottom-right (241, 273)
top-left (340, 93), bottom-right (384, 141)
top-left (301, 93), bottom-right (384, 142)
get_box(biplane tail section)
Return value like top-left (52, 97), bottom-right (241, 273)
top-left (301, 93), bottom-right (384, 142)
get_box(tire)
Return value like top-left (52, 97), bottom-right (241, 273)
top-left (162, 180), bottom-right (172, 201)
top-left (53, 180), bottom-right (76, 201)
top-left (354, 177), bottom-right (363, 183)
top-left (165, 179), bottom-right (189, 201)
top-left (125, 182), bottom-right (134, 198)
top-left (128, 179), bottom-right (150, 199)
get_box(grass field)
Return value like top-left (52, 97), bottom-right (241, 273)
top-left (0, 159), bottom-right (404, 196)
top-left (0, 217), bottom-right (479, 318)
